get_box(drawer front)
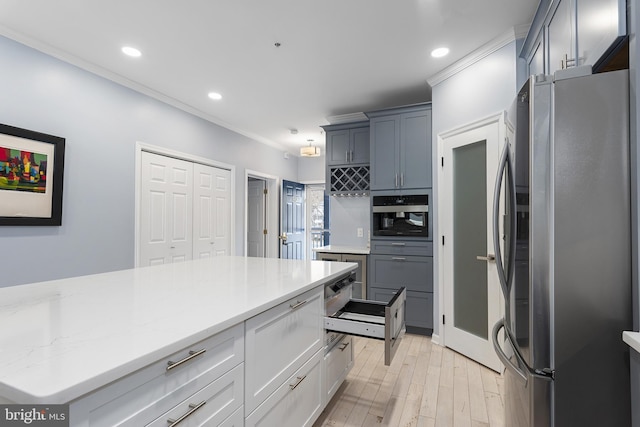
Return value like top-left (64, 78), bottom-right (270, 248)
top-left (245, 287), bottom-right (324, 414)
top-left (71, 324), bottom-right (244, 427)
top-left (245, 350), bottom-right (324, 427)
top-left (370, 254), bottom-right (433, 292)
top-left (324, 288), bottom-right (406, 366)
top-left (324, 336), bottom-right (353, 403)
top-left (146, 363), bottom-right (243, 427)
top-left (219, 406), bottom-right (243, 426)
top-left (370, 240), bottom-right (432, 256)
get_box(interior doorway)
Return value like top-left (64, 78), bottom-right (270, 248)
top-left (438, 113), bottom-right (506, 372)
top-left (306, 184), bottom-right (329, 260)
top-left (244, 170), bottom-right (279, 258)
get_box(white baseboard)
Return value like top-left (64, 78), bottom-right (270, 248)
top-left (430, 333), bottom-right (441, 346)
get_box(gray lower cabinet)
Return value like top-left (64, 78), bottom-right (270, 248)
top-left (368, 243), bottom-right (433, 335)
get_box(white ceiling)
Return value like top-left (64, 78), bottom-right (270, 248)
top-left (0, 0), bottom-right (538, 155)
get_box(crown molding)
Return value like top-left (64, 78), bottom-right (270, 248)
top-left (0, 25), bottom-right (289, 152)
top-left (427, 25), bottom-right (531, 87)
top-left (325, 112), bottom-right (368, 124)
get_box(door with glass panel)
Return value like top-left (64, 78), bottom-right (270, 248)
top-left (439, 115), bottom-right (505, 372)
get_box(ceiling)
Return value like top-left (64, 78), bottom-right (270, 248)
top-left (0, 0), bottom-right (539, 155)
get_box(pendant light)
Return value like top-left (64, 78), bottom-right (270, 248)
top-left (300, 141), bottom-right (321, 157)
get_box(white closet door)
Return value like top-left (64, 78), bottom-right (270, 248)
top-left (140, 151), bottom-right (193, 266)
top-left (193, 163), bottom-right (231, 258)
top-left (212, 166), bottom-right (231, 256)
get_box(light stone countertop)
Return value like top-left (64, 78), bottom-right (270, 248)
top-left (312, 245), bottom-right (370, 255)
top-left (0, 256), bottom-right (356, 405)
top-left (623, 331), bottom-right (640, 354)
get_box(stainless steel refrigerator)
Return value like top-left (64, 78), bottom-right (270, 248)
top-left (491, 68), bottom-right (632, 426)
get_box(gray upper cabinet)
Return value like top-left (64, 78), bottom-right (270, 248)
top-left (323, 122), bottom-right (369, 166)
top-left (522, 0), bottom-right (627, 76)
top-left (576, 0), bottom-right (627, 68)
top-left (368, 103), bottom-right (432, 191)
top-left (547, 0), bottom-right (575, 73)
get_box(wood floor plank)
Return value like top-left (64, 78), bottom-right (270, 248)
top-left (313, 335), bottom-right (505, 427)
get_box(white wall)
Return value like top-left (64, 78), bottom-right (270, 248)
top-left (0, 35), bottom-right (300, 287)
top-left (297, 154), bottom-right (325, 183)
top-left (430, 39), bottom-right (521, 337)
top-left (328, 196), bottom-right (370, 247)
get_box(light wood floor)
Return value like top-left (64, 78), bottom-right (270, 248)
top-left (313, 334), bottom-right (505, 427)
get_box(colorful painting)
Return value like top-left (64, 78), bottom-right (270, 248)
top-left (0, 123), bottom-right (65, 226)
top-left (0, 146), bottom-right (48, 193)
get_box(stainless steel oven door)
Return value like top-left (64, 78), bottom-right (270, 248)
top-left (324, 287), bottom-right (406, 365)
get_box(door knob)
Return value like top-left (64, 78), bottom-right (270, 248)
top-left (476, 254), bottom-right (496, 262)
top-left (278, 232), bottom-right (288, 242)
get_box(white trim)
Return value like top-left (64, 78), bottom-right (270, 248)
top-left (427, 26), bottom-right (529, 86)
top-left (134, 142), bottom-right (237, 266)
top-left (325, 112), bottom-right (368, 124)
top-left (430, 333), bottom-right (442, 346)
top-left (436, 112), bottom-right (506, 366)
top-left (0, 24), bottom-right (288, 153)
top-left (244, 169), bottom-right (280, 258)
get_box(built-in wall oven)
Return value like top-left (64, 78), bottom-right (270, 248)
top-left (372, 194), bottom-right (428, 237)
top-left (323, 270), bottom-right (406, 365)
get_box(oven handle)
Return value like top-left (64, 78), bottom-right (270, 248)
top-left (372, 205), bottom-right (428, 213)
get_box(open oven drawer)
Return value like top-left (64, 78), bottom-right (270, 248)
top-left (324, 287), bottom-right (406, 366)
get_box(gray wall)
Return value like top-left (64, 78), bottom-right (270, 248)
top-left (298, 154), bottom-right (325, 183)
top-left (0, 35), bottom-right (299, 287)
top-left (430, 40), bottom-right (520, 337)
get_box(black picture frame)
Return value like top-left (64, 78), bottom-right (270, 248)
top-left (0, 123), bottom-right (65, 226)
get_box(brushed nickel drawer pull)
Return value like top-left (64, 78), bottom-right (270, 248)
top-left (391, 242), bottom-right (406, 246)
top-left (289, 300), bottom-right (307, 310)
top-left (339, 341), bottom-right (350, 351)
top-left (167, 401), bottom-right (206, 426)
top-left (391, 257), bottom-right (406, 261)
top-left (289, 375), bottom-right (307, 391)
top-left (166, 348), bottom-right (207, 371)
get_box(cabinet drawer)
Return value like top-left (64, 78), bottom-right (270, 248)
top-left (219, 406), bottom-right (243, 426)
top-left (70, 324), bottom-right (244, 426)
top-left (370, 254), bottom-right (433, 292)
top-left (245, 287), bottom-right (324, 414)
top-left (146, 363), bottom-right (243, 426)
top-left (370, 240), bottom-right (432, 256)
top-left (324, 288), bottom-right (406, 366)
top-left (324, 336), bottom-right (353, 403)
top-left (245, 350), bottom-right (324, 427)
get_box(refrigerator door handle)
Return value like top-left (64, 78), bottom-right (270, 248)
top-left (492, 141), bottom-right (510, 298)
top-left (492, 318), bottom-right (528, 385)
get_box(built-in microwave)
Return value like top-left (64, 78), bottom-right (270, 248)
top-left (372, 194), bottom-right (428, 237)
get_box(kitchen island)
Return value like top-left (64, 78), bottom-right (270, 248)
top-left (0, 256), bottom-right (357, 426)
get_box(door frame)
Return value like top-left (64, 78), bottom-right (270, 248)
top-left (436, 112), bottom-right (506, 370)
top-left (244, 169), bottom-right (279, 258)
top-left (134, 141), bottom-right (236, 267)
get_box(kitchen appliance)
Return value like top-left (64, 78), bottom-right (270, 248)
top-left (372, 194), bottom-right (428, 237)
top-left (492, 69), bottom-right (632, 426)
top-left (322, 269), bottom-right (406, 365)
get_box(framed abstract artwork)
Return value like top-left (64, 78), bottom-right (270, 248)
top-left (0, 124), bottom-right (65, 225)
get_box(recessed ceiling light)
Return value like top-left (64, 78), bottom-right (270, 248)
top-left (431, 47), bottom-right (449, 58)
top-left (208, 92), bottom-right (222, 100)
top-left (121, 46), bottom-right (141, 58)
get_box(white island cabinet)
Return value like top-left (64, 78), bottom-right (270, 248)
top-left (0, 256), bottom-right (356, 427)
